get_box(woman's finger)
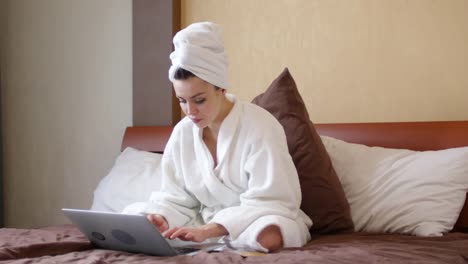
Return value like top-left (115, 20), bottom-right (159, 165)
top-left (163, 227), bottom-right (179, 239)
top-left (146, 214), bottom-right (168, 232)
top-left (170, 227), bottom-right (195, 240)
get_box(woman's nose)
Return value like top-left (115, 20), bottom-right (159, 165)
top-left (186, 102), bottom-right (197, 115)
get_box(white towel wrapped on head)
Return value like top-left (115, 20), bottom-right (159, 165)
top-left (168, 22), bottom-right (229, 89)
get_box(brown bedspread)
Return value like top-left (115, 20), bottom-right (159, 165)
top-left (1, 225), bottom-right (467, 263)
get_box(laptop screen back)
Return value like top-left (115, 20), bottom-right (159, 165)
top-left (62, 208), bottom-right (178, 256)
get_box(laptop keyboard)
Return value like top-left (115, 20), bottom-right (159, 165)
top-left (175, 247), bottom-right (200, 254)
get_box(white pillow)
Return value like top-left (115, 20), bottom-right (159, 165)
top-left (321, 136), bottom-right (468, 236)
top-left (90, 147), bottom-right (163, 213)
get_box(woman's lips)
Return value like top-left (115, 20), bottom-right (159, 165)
top-left (191, 118), bottom-right (201, 124)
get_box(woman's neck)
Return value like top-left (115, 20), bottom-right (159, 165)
top-left (206, 96), bottom-right (234, 140)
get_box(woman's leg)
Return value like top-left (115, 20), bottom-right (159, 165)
top-left (256, 224), bottom-right (283, 252)
top-left (226, 215), bottom-right (310, 253)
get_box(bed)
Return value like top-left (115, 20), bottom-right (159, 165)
top-left (1, 120), bottom-right (468, 263)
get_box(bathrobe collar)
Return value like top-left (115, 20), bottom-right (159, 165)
top-left (193, 93), bottom-right (241, 169)
top-left (192, 94), bottom-right (241, 205)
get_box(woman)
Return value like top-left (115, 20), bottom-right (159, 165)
top-left (144, 22), bottom-right (311, 253)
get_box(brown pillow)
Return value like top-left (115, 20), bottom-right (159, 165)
top-left (252, 68), bottom-right (354, 234)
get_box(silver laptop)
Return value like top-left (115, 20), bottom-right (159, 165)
top-left (62, 208), bottom-right (223, 256)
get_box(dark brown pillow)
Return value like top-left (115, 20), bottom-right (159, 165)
top-left (252, 68), bottom-right (354, 234)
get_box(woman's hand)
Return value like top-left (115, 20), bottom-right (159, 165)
top-left (164, 223), bottom-right (228, 243)
top-left (146, 214), bottom-right (169, 233)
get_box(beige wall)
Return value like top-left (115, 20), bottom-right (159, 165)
top-left (1, 0), bottom-right (132, 227)
top-left (182, 0), bottom-right (468, 123)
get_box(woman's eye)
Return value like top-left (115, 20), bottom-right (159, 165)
top-left (178, 99), bottom-right (186, 104)
top-left (194, 99), bottom-right (206, 104)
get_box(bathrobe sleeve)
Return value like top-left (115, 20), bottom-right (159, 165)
top-left (144, 127), bottom-right (201, 228)
top-left (209, 113), bottom-right (303, 239)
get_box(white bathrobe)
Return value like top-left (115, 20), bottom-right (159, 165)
top-left (144, 94), bottom-right (312, 251)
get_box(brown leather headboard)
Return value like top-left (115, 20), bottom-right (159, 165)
top-left (120, 120), bottom-right (468, 232)
top-left (121, 126), bottom-right (173, 153)
top-left (314, 121), bottom-right (468, 151)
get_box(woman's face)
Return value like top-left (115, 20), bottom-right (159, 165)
top-left (173, 76), bottom-right (225, 128)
